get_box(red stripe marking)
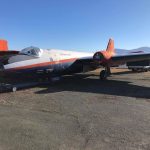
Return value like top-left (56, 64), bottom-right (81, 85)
top-left (7, 58), bottom-right (77, 71)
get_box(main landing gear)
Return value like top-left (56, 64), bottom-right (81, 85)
top-left (99, 66), bottom-right (111, 80)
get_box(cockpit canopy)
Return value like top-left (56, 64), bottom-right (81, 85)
top-left (20, 46), bottom-right (43, 57)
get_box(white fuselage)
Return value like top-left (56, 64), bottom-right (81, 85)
top-left (4, 48), bottom-right (94, 72)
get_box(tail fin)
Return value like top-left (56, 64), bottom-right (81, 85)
top-left (0, 39), bottom-right (8, 51)
top-left (106, 38), bottom-right (114, 53)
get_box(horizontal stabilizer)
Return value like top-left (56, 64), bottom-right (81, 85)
top-left (0, 51), bottom-right (19, 56)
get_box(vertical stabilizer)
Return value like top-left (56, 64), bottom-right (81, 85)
top-left (106, 38), bottom-right (114, 53)
top-left (0, 39), bottom-right (8, 51)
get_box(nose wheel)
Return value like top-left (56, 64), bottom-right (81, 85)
top-left (99, 66), bottom-right (111, 80)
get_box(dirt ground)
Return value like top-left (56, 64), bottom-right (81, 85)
top-left (0, 68), bottom-right (150, 150)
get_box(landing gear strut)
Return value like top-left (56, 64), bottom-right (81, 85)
top-left (99, 66), bottom-right (111, 80)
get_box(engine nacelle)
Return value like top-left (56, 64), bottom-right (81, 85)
top-left (93, 50), bottom-right (114, 64)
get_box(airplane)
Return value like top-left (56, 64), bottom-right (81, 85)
top-left (0, 38), bottom-right (150, 81)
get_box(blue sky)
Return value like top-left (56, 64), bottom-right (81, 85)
top-left (0, 0), bottom-right (150, 51)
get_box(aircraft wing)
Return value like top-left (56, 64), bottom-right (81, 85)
top-left (92, 39), bottom-right (150, 66)
top-left (78, 51), bottom-right (150, 66)
top-left (76, 52), bottom-right (150, 69)
top-left (110, 52), bottom-right (150, 65)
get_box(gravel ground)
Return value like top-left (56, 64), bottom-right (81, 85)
top-left (0, 69), bottom-right (150, 150)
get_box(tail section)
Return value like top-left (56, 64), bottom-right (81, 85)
top-left (106, 38), bottom-right (115, 53)
top-left (0, 39), bottom-right (8, 51)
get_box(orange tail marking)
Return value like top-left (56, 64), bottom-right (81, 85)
top-left (0, 39), bottom-right (8, 51)
top-left (106, 38), bottom-right (115, 53)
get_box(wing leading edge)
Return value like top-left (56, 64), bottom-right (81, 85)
top-left (111, 53), bottom-right (150, 65)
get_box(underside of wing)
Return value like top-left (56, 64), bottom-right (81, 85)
top-left (77, 56), bottom-right (95, 64)
top-left (111, 53), bottom-right (150, 65)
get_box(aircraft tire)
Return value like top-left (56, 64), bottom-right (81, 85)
top-left (100, 70), bottom-right (107, 80)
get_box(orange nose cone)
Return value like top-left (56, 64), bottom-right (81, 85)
top-left (0, 39), bottom-right (8, 51)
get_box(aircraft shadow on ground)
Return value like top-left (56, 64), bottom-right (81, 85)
top-left (35, 74), bottom-right (150, 99)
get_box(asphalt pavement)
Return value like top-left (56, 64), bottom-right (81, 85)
top-left (0, 69), bottom-right (150, 150)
